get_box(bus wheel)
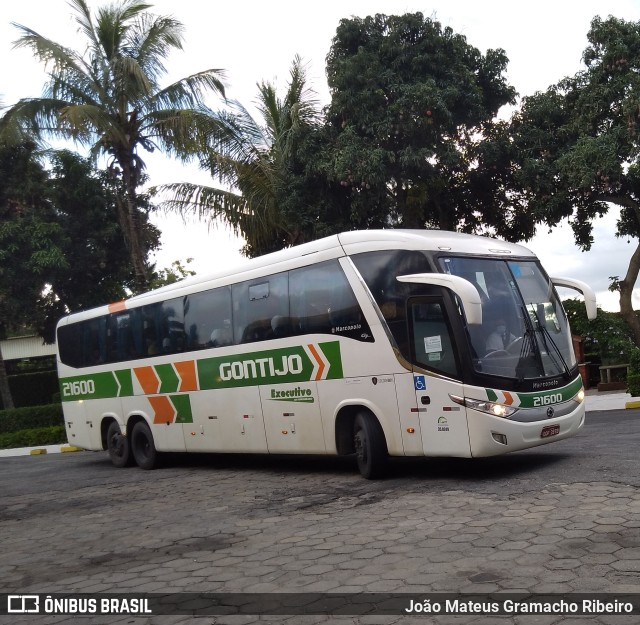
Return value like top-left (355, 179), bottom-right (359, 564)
top-left (353, 412), bottom-right (387, 479)
top-left (106, 421), bottom-right (131, 468)
top-left (130, 421), bottom-right (158, 470)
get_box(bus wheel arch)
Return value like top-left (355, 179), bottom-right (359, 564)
top-left (103, 418), bottom-right (132, 468)
top-left (128, 416), bottom-right (158, 470)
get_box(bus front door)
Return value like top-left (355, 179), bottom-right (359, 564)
top-left (408, 297), bottom-right (471, 457)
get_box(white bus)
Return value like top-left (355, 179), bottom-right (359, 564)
top-left (56, 230), bottom-right (596, 478)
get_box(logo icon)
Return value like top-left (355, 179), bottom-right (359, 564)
top-left (8, 595), bottom-right (40, 614)
top-left (546, 406), bottom-right (555, 419)
top-left (414, 375), bottom-right (426, 391)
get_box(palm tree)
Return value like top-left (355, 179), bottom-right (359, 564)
top-left (0, 0), bottom-right (225, 289)
top-left (159, 55), bottom-right (321, 257)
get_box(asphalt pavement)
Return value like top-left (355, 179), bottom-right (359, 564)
top-left (2, 410), bottom-right (640, 624)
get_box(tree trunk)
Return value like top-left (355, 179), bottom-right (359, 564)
top-left (115, 157), bottom-right (149, 293)
top-left (0, 344), bottom-right (14, 410)
top-left (618, 239), bottom-right (640, 348)
top-left (126, 194), bottom-right (149, 292)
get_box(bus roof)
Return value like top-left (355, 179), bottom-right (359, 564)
top-left (58, 229), bottom-right (535, 325)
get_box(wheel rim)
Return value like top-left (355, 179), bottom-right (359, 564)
top-left (134, 429), bottom-right (151, 461)
top-left (109, 430), bottom-right (126, 459)
top-left (355, 429), bottom-right (368, 466)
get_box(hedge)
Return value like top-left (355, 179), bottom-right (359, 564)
top-left (0, 404), bottom-right (64, 434)
top-left (2, 370), bottom-right (60, 409)
top-left (0, 425), bottom-right (67, 449)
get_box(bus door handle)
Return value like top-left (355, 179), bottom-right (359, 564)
top-left (420, 396), bottom-right (431, 405)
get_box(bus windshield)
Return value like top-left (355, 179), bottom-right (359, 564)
top-left (439, 256), bottom-right (577, 380)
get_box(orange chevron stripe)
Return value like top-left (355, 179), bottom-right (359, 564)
top-left (108, 300), bottom-right (127, 313)
top-left (307, 344), bottom-right (325, 381)
top-left (503, 391), bottom-right (514, 406)
top-left (175, 360), bottom-right (197, 392)
top-left (134, 366), bottom-right (160, 395)
top-left (149, 396), bottom-right (175, 424)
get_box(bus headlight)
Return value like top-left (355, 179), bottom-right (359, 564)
top-left (450, 394), bottom-right (518, 418)
top-left (574, 388), bottom-right (585, 403)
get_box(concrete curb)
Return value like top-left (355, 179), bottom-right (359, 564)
top-left (1, 444), bottom-right (84, 458)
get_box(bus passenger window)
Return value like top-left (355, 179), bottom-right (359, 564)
top-left (232, 272), bottom-right (288, 344)
top-left (141, 298), bottom-right (185, 356)
top-left (184, 286), bottom-right (232, 350)
top-left (289, 260), bottom-right (373, 342)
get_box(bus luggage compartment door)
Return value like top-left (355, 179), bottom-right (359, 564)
top-left (260, 381), bottom-right (326, 454)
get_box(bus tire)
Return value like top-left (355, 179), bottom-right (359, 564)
top-left (130, 421), bottom-right (158, 470)
top-left (106, 420), bottom-right (131, 468)
top-left (353, 411), bottom-right (387, 479)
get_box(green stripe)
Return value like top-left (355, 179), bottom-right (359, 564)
top-left (197, 341), bottom-right (343, 390)
top-left (515, 375), bottom-right (583, 408)
top-left (114, 369), bottom-right (133, 397)
top-left (156, 364), bottom-right (179, 393)
top-left (320, 341), bottom-right (344, 379)
top-left (60, 341), bottom-right (343, 400)
top-left (484, 375), bottom-right (583, 408)
top-left (171, 394), bottom-right (193, 423)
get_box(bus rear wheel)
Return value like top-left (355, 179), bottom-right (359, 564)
top-left (106, 420), bottom-right (131, 468)
top-left (130, 421), bottom-right (158, 470)
top-left (353, 412), bottom-right (387, 479)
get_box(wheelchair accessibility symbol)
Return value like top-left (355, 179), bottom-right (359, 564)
top-left (414, 375), bottom-right (426, 391)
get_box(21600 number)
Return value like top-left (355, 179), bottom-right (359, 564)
top-left (533, 393), bottom-right (562, 407)
top-left (62, 380), bottom-right (95, 397)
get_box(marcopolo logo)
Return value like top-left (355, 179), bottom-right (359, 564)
top-left (198, 341), bottom-right (343, 390)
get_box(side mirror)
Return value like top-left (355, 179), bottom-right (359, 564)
top-left (397, 273), bottom-right (483, 325)
top-left (551, 277), bottom-right (597, 320)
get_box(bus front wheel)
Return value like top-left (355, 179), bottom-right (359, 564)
top-left (130, 421), bottom-right (158, 470)
top-left (106, 420), bottom-right (131, 468)
top-left (353, 412), bottom-right (387, 479)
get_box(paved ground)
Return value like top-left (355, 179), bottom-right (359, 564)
top-left (1, 408), bottom-right (640, 625)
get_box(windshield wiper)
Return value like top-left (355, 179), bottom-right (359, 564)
top-left (515, 305), bottom-right (544, 385)
top-left (527, 304), bottom-right (571, 379)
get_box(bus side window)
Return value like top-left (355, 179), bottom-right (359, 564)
top-left (106, 312), bottom-right (138, 362)
top-left (410, 301), bottom-right (459, 378)
top-left (232, 273), bottom-right (289, 344)
top-left (58, 319), bottom-right (106, 368)
top-left (184, 286), bottom-right (232, 350)
top-left (142, 298), bottom-right (185, 356)
top-left (290, 261), bottom-right (373, 341)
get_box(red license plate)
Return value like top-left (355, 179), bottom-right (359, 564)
top-left (541, 424), bottom-right (560, 438)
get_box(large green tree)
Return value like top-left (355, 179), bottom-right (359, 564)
top-left (0, 143), bottom-right (157, 408)
top-left (41, 149), bottom-right (160, 337)
top-left (320, 13), bottom-right (517, 232)
top-left (160, 56), bottom-right (323, 257)
top-left (0, 142), bottom-right (67, 409)
top-left (1, 0), bottom-right (225, 289)
top-left (503, 16), bottom-right (640, 345)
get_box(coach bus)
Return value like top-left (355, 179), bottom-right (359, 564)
top-left (55, 230), bottom-right (596, 478)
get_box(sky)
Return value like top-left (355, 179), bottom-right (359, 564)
top-left (2, 0), bottom-right (640, 312)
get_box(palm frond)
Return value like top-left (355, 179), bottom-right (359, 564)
top-left (152, 69), bottom-right (226, 110)
top-left (156, 181), bottom-right (247, 229)
top-left (129, 13), bottom-right (185, 79)
top-left (1, 98), bottom-right (71, 140)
